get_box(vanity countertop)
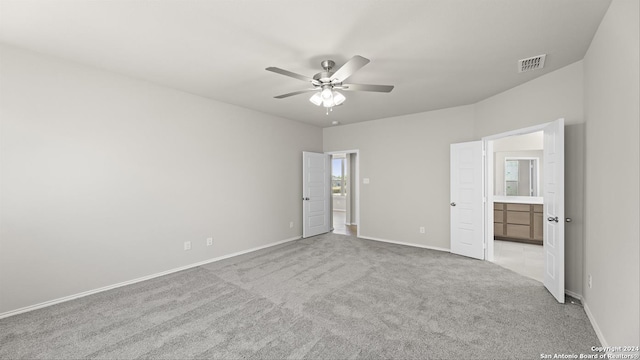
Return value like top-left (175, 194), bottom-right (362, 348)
top-left (493, 196), bottom-right (543, 204)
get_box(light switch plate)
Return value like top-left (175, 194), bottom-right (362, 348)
top-left (363, 178), bottom-right (370, 184)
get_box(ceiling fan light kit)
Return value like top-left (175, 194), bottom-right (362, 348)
top-left (309, 92), bottom-right (323, 106)
top-left (266, 55), bottom-right (394, 116)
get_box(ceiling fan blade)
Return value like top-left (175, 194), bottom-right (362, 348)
top-left (341, 83), bottom-right (394, 92)
top-left (274, 89), bottom-right (318, 99)
top-left (330, 55), bottom-right (370, 83)
top-left (266, 67), bottom-right (318, 85)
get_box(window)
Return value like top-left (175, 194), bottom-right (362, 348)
top-left (332, 158), bottom-right (347, 195)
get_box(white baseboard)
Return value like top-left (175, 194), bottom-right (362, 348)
top-left (583, 300), bottom-right (608, 347)
top-left (358, 235), bottom-right (450, 253)
top-left (565, 289), bottom-right (582, 300)
top-left (0, 236), bottom-right (301, 320)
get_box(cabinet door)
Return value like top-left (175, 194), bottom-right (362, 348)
top-left (507, 211), bottom-right (530, 225)
top-left (506, 203), bottom-right (530, 212)
top-left (533, 212), bottom-right (544, 240)
top-left (507, 224), bottom-right (531, 239)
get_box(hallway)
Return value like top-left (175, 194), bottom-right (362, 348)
top-left (332, 211), bottom-right (357, 236)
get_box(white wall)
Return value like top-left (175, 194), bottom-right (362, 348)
top-left (474, 62), bottom-right (584, 136)
top-left (0, 45), bottom-right (323, 314)
top-left (492, 131), bottom-right (543, 152)
top-left (474, 61), bottom-right (585, 298)
top-left (332, 195), bottom-right (346, 211)
top-left (583, 0), bottom-right (639, 346)
top-left (324, 106), bottom-right (475, 250)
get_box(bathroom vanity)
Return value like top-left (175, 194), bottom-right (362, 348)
top-left (493, 196), bottom-right (543, 245)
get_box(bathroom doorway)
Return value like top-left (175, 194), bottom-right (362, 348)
top-left (484, 119), bottom-right (566, 303)
top-left (489, 131), bottom-right (545, 282)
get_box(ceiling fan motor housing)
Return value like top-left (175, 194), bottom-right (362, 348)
top-left (321, 60), bottom-right (335, 71)
top-left (313, 60), bottom-right (338, 85)
top-left (313, 71), bottom-right (334, 84)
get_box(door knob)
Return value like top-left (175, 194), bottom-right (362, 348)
top-left (547, 216), bottom-right (559, 223)
top-left (302, 197), bottom-right (310, 201)
top-left (450, 202), bottom-right (456, 206)
top-left (565, 218), bottom-right (572, 223)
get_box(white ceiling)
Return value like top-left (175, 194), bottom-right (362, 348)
top-left (0, 0), bottom-right (611, 128)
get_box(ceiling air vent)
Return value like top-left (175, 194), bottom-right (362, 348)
top-left (518, 54), bottom-right (546, 73)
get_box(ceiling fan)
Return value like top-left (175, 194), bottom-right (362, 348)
top-left (266, 55), bottom-right (394, 113)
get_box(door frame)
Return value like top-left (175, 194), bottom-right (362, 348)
top-left (325, 149), bottom-right (360, 238)
top-left (482, 122), bottom-right (550, 261)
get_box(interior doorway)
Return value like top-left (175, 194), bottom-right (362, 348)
top-left (327, 150), bottom-right (359, 237)
top-left (483, 119), bottom-right (565, 303)
top-left (490, 132), bottom-right (545, 283)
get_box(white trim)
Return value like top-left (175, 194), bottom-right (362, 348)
top-left (359, 235), bottom-right (450, 253)
top-left (583, 300), bottom-right (608, 347)
top-left (482, 122), bottom-right (548, 141)
top-left (565, 289), bottom-right (582, 300)
top-left (485, 139), bottom-right (494, 261)
top-left (0, 236), bottom-right (301, 320)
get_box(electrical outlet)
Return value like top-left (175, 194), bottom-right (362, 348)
top-left (419, 227), bottom-right (425, 234)
top-left (206, 237), bottom-right (213, 246)
top-left (588, 274), bottom-right (592, 289)
top-left (289, 221), bottom-right (294, 229)
top-left (184, 241), bottom-right (191, 251)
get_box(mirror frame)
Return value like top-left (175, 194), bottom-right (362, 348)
top-left (504, 157), bottom-right (540, 197)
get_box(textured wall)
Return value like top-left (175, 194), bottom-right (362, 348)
top-left (324, 106), bottom-right (476, 250)
top-left (0, 45), bottom-right (323, 314)
top-left (583, 0), bottom-right (640, 346)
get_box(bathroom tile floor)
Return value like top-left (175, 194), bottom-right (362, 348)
top-left (493, 239), bottom-right (544, 283)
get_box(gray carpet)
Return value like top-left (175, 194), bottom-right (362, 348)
top-left (0, 233), bottom-right (599, 359)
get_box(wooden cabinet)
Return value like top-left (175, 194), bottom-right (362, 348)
top-left (494, 205), bottom-right (504, 236)
top-left (494, 202), bottom-right (543, 245)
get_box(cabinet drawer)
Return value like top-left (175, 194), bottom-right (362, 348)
top-left (494, 202), bottom-right (505, 210)
top-left (507, 211), bottom-right (531, 225)
top-left (533, 204), bottom-right (543, 213)
top-left (494, 223), bottom-right (505, 236)
top-left (506, 203), bottom-right (531, 212)
top-left (533, 213), bottom-right (543, 240)
top-left (507, 224), bottom-right (530, 239)
top-left (494, 210), bottom-right (504, 223)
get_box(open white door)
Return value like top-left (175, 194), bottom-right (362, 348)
top-left (450, 141), bottom-right (484, 260)
top-left (543, 119), bottom-right (565, 303)
top-left (302, 151), bottom-right (330, 238)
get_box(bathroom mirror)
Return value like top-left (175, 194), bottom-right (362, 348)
top-left (505, 158), bottom-right (539, 196)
